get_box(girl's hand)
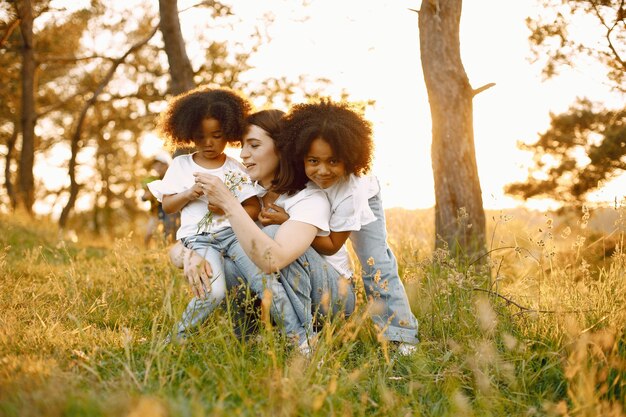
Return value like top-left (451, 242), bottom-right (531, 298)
top-left (258, 203), bottom-right (289, 226)
top-left (208, 203), bottom-right (225, 215)
top-left (188, 183), bottom-right (204, 200)
top-left (193, 172), bottom-right (237, 211)
top-left (183, 248), bottom-right (213, 299)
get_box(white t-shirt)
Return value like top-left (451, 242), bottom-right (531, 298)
top-left (271, 187), bottom-right (331, 234)
top-left (308, 174), bottom-right (380, 277)
top-left (147, 154), bottom-right (258, 240)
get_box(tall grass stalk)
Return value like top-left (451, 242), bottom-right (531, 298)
top-left (1, 203), bottom-right (624, 416)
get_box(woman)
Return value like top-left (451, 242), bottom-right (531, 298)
top-left (183, 109), bottom-right (355, 353)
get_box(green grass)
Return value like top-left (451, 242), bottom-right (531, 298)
top-left (0, 205), bottom-right (624, 416)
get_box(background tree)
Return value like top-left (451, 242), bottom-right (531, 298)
top-left (417, 0), bottom-right (489, 257)
top-left (158, 0), bottom-right (195, 96)
top-left (15, 0), bottom-right (36, 213)
top-left (505, 0), bottom-right (625, 205)
top-left (1, 0), bottom-right (332, 234)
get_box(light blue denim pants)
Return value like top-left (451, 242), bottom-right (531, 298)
top-left (172, 228), bottom-right (237, 339)
top-left (175, 227), bottom-right (309, 344)
top-left (349, 192), bottom-right (419, 344)
top-left (225, 225), bottom-right (356, 339)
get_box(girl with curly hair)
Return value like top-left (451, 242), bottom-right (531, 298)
top-left (148, 86), bottom-right (262, 342)
top-left (270, 99), bottom-right (419, 356)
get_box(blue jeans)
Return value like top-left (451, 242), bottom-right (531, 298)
top-left (224, 225), bottom-right (313, 343)
top-left (349, 192), bottom-right (419, 344)
top-left (173, 229), bottom-right (237, 339)
top-left (225, 226), bottom-right (356, 338)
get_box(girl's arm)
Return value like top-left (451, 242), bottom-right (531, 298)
top-left (261, 202), bottom-right (352, 255)
top-left (162, 183), bottom-right (203, 214)
top-left (312, 231), bottom-right (351, 256)
top-left (195, 173), bottom-right (318, 273)
top-left (241, 196), bottom-right (261, 221)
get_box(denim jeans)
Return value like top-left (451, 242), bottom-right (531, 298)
top-left (349, 192), bottom-right (419, 344)
top-left (172, 229), bottom-right (237, 339)
top-left (225, 225), bottom-right (356, 339)
top-left (223, 225), bottom-right (313, 344)
top-left (300, 246), bottom-right (356, 320)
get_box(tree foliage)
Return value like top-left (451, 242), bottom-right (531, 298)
top-left (506, 98), bottom-right (626, 203)
top-left (1, 0), bottom-right (331, 233)
top-left (507, 0), bottom-right (625, 204)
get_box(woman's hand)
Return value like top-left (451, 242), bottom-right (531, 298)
top-left (258, 203), bottom-right (289, 226)
top-left (183, 248), bottom-right (213, 299)
top-left (193, 172), bottom-right (238, 212)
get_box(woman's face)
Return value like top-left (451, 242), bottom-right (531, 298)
top-left (240, 124), bottom-right (280, 187)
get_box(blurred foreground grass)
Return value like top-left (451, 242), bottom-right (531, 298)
top-left (0, 203), bottom-right (624, 416)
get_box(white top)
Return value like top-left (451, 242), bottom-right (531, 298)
top-left (271, 187), bottom-right (331, 234)
top-left (147, 154), bottom-right (258, 240)
top-left (308, 174), bottom-right (380, 277)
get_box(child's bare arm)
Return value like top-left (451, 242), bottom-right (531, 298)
top-left (312, 231), bottom-right (351, 256)
top-left (258, 203), bottom-right (289, 226)
top-left (162, 183), bottom-right (204, 214)
top-left (241, 196), bottom-right (261, 221)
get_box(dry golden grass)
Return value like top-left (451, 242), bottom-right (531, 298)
top-left (0, 202), bottom-right (624, 416)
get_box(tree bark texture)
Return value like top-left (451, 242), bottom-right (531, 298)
top-left (4, 120), bottom-right (18, 209)
top-left (158, 0), bottom-right (195, 96)
top-left (418, 0), bottom-right (486, 256)
top-left (16, 0), bottom-right (36, 213)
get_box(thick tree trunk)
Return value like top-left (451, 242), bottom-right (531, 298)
top-left (418, 0), bottom-right (486, 257)
top-left (16, 0), bottom-right (36, 213)
top-left (158, 0), bottom-right (195, 95)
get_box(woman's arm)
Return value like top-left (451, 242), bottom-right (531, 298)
top-left (194, 173), bottom-right (318, 273)
top-left (311, 231), bottom-right (351, 256)
top-left (162, 183), bottom-right (203, 214)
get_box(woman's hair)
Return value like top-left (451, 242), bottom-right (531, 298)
top-left (244, 109), bottom-right (307, 195)
top-left (157, 86), bottom-right (252, 148)
top-left (280, 99), bottom-right (373, 179)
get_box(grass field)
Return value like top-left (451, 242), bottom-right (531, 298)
top-left (1, 203), bottom-right (624, 416)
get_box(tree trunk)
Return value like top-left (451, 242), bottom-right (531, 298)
top-left (4, 120), bottom-right (18, 209)
top-left (158, 0), bottom-right (195, 95)
top-left (16, 0), bottom-right (36, 213)
top-left (418, 0), bottom-right (486, 257)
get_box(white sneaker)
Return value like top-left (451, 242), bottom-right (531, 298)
top-left (297, 339), bottom-right (312, 358)
top-left (397, 342), bottom-right (417, 356)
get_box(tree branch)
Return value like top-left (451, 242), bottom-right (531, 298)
top-left (35, 54), bottom-right (115, 64)
top-left (0, 18), bottom-right (20, 48)
top-left (471, 287), bottom-right (607, 317)
top-left (472, 82), bottom-right (496, 97)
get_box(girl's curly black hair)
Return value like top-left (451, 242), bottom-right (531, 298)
top-left (279, 99), bottom-right (374, 180)
top-left (157, 86), bottom-right (252, 148)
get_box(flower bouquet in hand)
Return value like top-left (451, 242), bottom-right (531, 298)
top-left (196, 170), bottom-right (251, 233)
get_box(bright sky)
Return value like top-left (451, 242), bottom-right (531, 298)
top-left (29, 0), bottom-right (626, 214)
top-left (191, 0), bottom-right (623, 211)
